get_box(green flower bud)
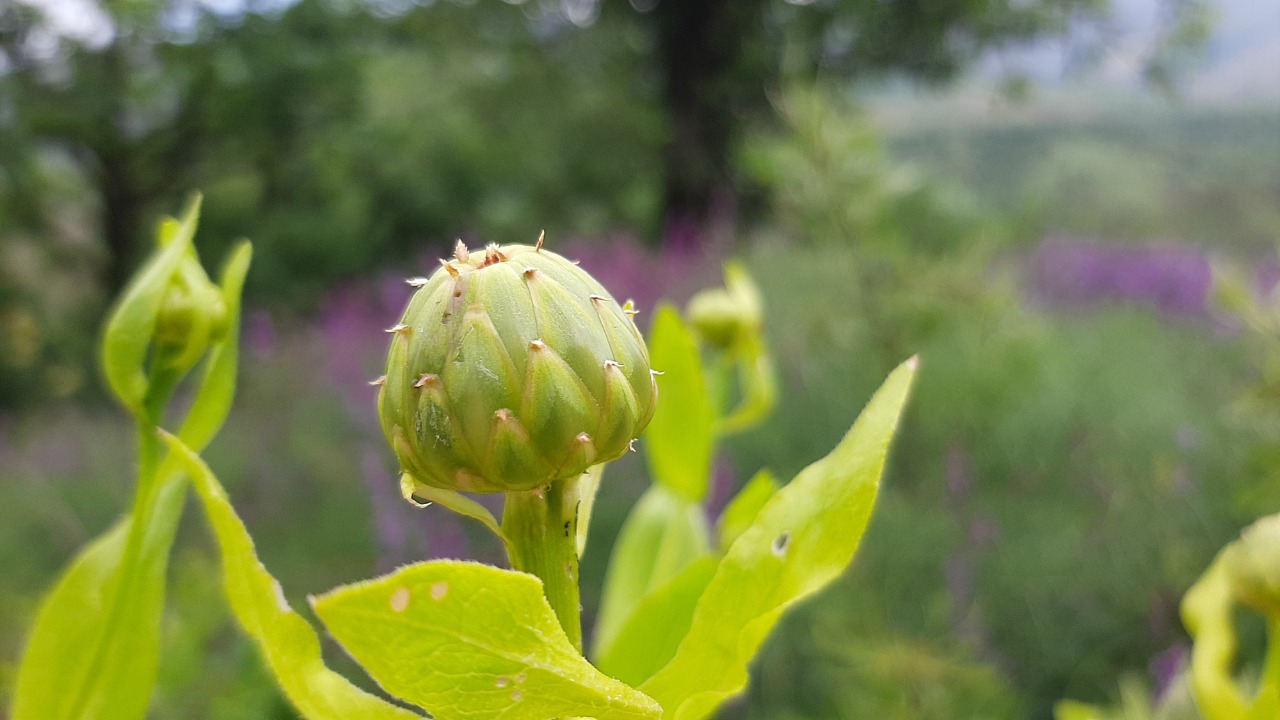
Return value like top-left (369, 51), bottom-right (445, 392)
top-left (153, 255), bottom-right (229, 377)
top-left (101, 194), bottom-right (242, 415)
top-left (1226, 513), bottom-right (1280, 616)
top-left (378, 240), bottom-right (658, 493)
top-left (686, 260), bottom-right (762, 351)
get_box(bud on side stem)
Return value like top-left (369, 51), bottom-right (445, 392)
top-left (101, 194), bottom-right (233, 420)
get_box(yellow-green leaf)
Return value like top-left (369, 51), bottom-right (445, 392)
top-left (644, 306), bottom-right (716, 502)
top-left (100, 196), bottom-right (201, 414)
top-left (177, 240), bottom-right (252, 450)
top-left (311, 561), bottom-right (662, 720)
top-left (715, 469), bottom-right (778, 551)
top-left (12, 231), bottom-right (247, 720)
top-left (641, 357), bottom-right (918, 720)
top-left (401, 474), bottom-right (506, 546)
top-left (160, 431), bottom-right (420, 720)
top-left (595, 557), bottom-right (718, 688)
top-left (1053, 700), bottom-right (1106, 720)
top-left (576, 463), bottom-right (605, 557)
top-left (12, 462), bottom-right (188, 720)
top-left (593, 485), bottom-right (711, 661)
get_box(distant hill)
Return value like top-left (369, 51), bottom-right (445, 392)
top-left (871, 0), bottom-right (1280, 111)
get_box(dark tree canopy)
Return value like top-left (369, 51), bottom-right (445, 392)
top-left (0, 0), bottom-right (1198, 302)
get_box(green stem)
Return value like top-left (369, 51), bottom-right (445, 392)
top-left (62, 426), bottom-right (165, 718)
top-left (502, 478), bottom-right (583, 651)
top-left (61, 371), bottom-right (184, 718)
top-left (1263, 618), bottom-right (1280, 698)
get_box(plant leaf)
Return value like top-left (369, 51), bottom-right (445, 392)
top-left (1182, 549), bottom-right (1249, 720)
top-left (401, 474), bottom-right (507, 546)
top-left (12, 232), bottom-right (246, 720)
top-left (595, 557), bottom-right (717, 688)
top-left (1053, 700), bottom-right (1105, 720)
top-left (644, 306), bottom-right (716, 502)
top-left (311, 561), bottom-right (662, 720)
top-left (640, 357), bottom-right (918, 720)
top-left (177, 240), bottom-right (252, 450)
top-left (715, 469), bottom-right (778, 551)
top-left (592, 485), bottom-right (712, 660)
top-left (717, 334), bottom-right (777, 437)
top-left (576, 463), bottom-right (605, 557)
top-left (160, 431), bottom-right (421, 720)
top-left (100, 196), bottom-right (201, 414)
top-left (11, 464), bottom-right (187, 720)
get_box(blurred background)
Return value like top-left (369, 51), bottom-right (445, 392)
top-left (2, 0), bottom-right (1279, 717)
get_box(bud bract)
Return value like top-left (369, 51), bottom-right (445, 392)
top-left (1227, 513), bottom-right (1280, 616)
top-left (378, 242), bottom-right (657, 493)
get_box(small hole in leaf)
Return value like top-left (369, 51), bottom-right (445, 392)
top-left (495, 676), bottom-right (510, 688)
top-left (772, 532), bottom-right (791, 557)
top-left (512, 690), bottom-right (524, 702)
top-left (389, 587), bottom-right (411, 612)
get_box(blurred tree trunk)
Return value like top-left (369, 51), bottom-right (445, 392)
top-left (94, 43), bottom-right (140, 296)
top-left (652, 0), bottom-right (765, 248)
top-left (99, 152), bottom-right (142, 294)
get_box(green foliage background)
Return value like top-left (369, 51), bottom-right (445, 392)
top-left (2, 0), bottom-right (1279, 718)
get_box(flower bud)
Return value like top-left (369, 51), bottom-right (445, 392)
top-left (378, 241), bottom-right (658, 493)
top-left (686, 261), bottom-right (762, 351)
top-left (152, 255), bottom-right (229, 377)
top-left (1226, 513), bottom-right (1280, 616)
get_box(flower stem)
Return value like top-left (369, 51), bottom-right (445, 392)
top-left (1263, 618), bottom-right (1280, 699)
top-left (502, 477), bottom-right (583, 651)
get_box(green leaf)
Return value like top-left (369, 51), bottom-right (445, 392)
top-left (12, 465), bottom-right (187, 720)
top-left (595, 557), bottom-right (717, 688)
top-left (576, 463), bottom-right (605, 557)
top-left (1183, 550), bottom-right (1249, 720)
top-left (1250, 683), bottom-right (1280, 720)
top-left (1053, 700), bottom-right (1105, 720)
top-left (716, 469), bottom-right (779, 551)
top-left (13, 235), bottom-right (247, 720)
top-left (401, 473), bottom-right (507, 546)
top-left (177, 240), bottom-right (252, 450)
top-left (311, 561), bottom-right (662, 720)
top-left (11, 520), bottom-right (128, 720)
top-left (100, 196), bottom-right (201, 414)
top-left (160, 431), bottom-right (420, 720)
top-left (644, 306), bottom-right (716, 502)
top-left (640, 357), bottom-right (918, 720)
top-left (592, 485), bottom-right (712, 661)
top-left (717, 335), bottom-right (777, 437)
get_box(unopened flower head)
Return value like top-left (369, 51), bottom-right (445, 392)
top-left (153, 252), bottom-right (229, 377)
top-left (686, 260), bottom-right (762, 351)
top-left (378, 240), bottom-right (657, 493)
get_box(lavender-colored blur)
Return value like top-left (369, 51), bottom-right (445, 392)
top-left (1028, 237), bottom-right (1215, 318)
